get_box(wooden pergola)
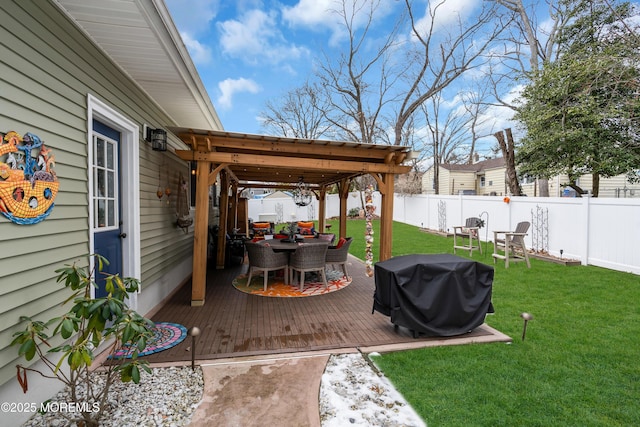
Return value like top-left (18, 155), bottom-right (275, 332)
top-left (170, 128), bottom-right (412, 306)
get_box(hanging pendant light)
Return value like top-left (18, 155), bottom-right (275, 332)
top-left (293, 176), bottom-right (312, 207)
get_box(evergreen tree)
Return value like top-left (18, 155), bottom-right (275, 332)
top-left (515, 0), bottom-right (640, 196)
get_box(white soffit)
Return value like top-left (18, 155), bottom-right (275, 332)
top-left (54, 0), bottom-right (222, 130)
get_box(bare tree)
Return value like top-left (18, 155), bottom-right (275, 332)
top-left (392, 0), bottom-right (506, 146)
top-left (458, 85), bottom-right (496, 164)
top-left (260, 81), bottom-right (333, 139)
top-left (494, 128), bottom-right (523, 195)
top-left (488, 0), bottom-right (578, 196)
top-left (422, 93), bottom-right (476, 194)
top-left (315, 0), bottom-right (401, 144)
top-left (395, 113), bottom-right (428, 194)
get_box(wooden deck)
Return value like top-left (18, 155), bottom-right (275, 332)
top-left (143, 256), bottom-right (507, 364)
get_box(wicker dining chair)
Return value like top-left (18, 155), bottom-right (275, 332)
top-left (288, 243), bottom-right (329, 291)
top-left (245, 242), bottom-right (289, 291)
top-left (325, 237), bottom-right (353, 279)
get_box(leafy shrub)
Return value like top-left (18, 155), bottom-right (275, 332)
top-left (348, 207), bottom-right (361, 217)
top-left (11, 255), bottom-right (155, 426)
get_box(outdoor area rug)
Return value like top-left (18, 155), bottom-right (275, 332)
top-left (109, 322), bottom-right (187, 359)
top-left (233, 270), bottom-right (351, 297)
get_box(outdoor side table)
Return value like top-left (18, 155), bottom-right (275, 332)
top-left (373, 254), bottom-right (494, 337)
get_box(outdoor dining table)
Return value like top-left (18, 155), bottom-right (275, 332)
top-left (257, 238), bottom-right (330, 252)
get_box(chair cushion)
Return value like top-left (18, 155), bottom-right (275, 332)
top-left (317, 233), bottom-right (336, 244)
top-left (297, 221), bottom-right (315, 236)
top-left (299, 227), bottom-right (314, 235)
top-left (252, 222), bottom-right (272, 237)
top-left (336, 237), bottom-right (347, 248)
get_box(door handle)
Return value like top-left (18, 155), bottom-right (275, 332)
top-left (119, 232), bottom-right (127, 239)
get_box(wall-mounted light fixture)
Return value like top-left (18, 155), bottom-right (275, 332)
top-left (143, 124), bottom-right (167, 151)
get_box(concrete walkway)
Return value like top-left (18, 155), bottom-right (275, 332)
top-left (189, 352), bottom-right (329, 426)
top-left (181, 324), bottom-right (511, 426)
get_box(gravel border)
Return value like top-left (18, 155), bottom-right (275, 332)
top-left (22, 366), bottom-right (204, 427)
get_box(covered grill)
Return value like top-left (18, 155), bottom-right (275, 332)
top-left (373, 254), bottom-right (494, 337)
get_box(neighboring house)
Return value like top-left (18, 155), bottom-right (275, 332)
top-left (422, 158), bottom-right (508, 196)
top-left (0, 1), bottom-right (221, 423)
top-left (423, 158), bottom-right (640, 197)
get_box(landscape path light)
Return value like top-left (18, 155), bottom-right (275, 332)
top-left (520, 312), bottom-right (533, 341)
top-left (188, 326), bottom-right (201, 370)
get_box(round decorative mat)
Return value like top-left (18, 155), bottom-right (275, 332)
top-left (109, 322), bottom-right (187, 359)
top-left (233, 270), bottom-right (351, 297)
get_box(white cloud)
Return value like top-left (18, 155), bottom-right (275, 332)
top-left (282, 0), bottom-right (397, 46)
top-left (180, 32), bottom-right (212, 64)
top-left (165, 0), bottom-right (217, 65)
top-left (217, 78), bottom-right (261, 109)
top-left (281, 0), bottom-right (336, 28)
top-left (165, 0), bottom-right (218, 35)
top-left (217, 9), bottom-right (309, 64)
top-left (414, 0), bottom-right (482, 34)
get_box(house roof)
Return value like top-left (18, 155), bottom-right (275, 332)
top-left (54, 0), bottom-right (222, 130)
top-left (440, 157), bottom-right (506, 173)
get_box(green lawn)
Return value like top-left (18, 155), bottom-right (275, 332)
top-left (330, 219), bottom-right (640, 427)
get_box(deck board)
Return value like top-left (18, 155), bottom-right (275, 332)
top-left (142, 255), bottom-right (506, 364)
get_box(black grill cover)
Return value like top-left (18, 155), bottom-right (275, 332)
top-left (373, 254), bottom-right (494, 337)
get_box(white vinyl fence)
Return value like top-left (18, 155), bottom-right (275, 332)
top-left (394, 194), bottom-right (640, 275)
top-left (248, 192), bottom-right (383, 225)
top-left (248, 193), bottom-right (640, 275)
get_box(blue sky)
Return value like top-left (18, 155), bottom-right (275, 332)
top-left (165, 0), bottom-right (526, 157)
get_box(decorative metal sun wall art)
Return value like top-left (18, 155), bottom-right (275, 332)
top-left (0, 131), bottom-right (59, 225)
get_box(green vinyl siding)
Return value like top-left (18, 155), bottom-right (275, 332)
top-left (0, 0), bottom-right (197, 386)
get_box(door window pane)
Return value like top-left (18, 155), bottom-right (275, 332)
top-left (96, 138), bottom-right (105, 167)
top-left (106, 141), bottom-right (114, 169)
top-left (97, 199), bottom-right (106, 228)
top-left (107, 171), bottom-right (115, 198)
top-left (97, 169), bottom-right (105, 198)
top-left (107, 200), bottom-right (115, 227)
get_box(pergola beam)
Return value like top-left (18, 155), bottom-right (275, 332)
top-left (175, 150), bottom-right (410, 175)
top-left (174, 132), bottom-right (406, 162)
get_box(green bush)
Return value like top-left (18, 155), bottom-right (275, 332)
top-left (11, 255), bottom-right (155, 426)
top-left (347, 207), bottom-right (361, 217)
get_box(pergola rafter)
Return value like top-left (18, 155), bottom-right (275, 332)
top-left (169, 128), bottom-right (412, 306)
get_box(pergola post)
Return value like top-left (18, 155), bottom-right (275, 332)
top-left (378, 173), bottom-right (395, 261)
top-left (227, 180), bottom-right (238, 233)
top-left (318, 187), bottom-right (327, 233)
top-left (338, 179), bottom-right (349, 239)
top-left (216, 170), bottom-right (229, 269)
top-left (191, 159), bottom-right (210, 306)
